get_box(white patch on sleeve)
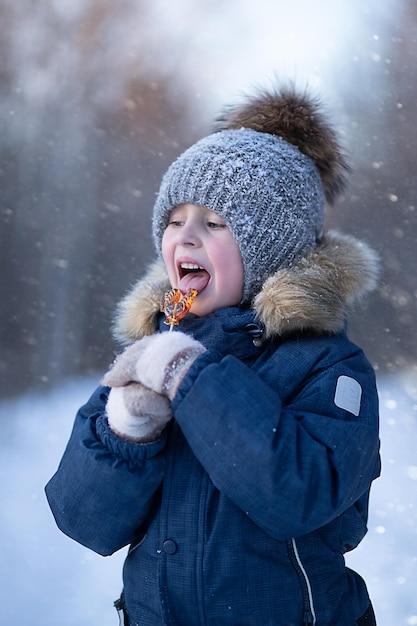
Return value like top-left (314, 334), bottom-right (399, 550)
top-left (334, 375), bottom-right (362, 416)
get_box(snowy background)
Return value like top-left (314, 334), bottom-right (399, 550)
top-left (1, 371), bottom-right (416, 626)
top-left (1, 0), bottom-right (417, 624)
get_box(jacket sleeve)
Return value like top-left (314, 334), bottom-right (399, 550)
top-left (45, 386), bottom-right (167, 556)
top-left (171, 335), bottom-right (381, 541)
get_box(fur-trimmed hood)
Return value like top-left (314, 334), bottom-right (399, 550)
top-left (112, 231), bottom-right (379, 346)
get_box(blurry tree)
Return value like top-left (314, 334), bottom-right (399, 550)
top-left (0, 0), bottom-right (198, 397)
top-left (327, 0), bottom-right (417, 374)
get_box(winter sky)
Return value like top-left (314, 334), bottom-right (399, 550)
top-left (143, 0), bottom-right (397, 112)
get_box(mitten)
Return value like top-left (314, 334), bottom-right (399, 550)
top-left (104, 382), bottom-right (172, 442)
top-left (103, 332), bottom-right (206, 400)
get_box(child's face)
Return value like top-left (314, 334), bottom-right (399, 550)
top-left (161, 203), bottom-right (244, 316)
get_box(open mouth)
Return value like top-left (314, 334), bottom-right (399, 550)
top-left (178, 261), bottom-right (211, 294)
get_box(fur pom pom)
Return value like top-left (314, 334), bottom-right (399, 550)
top-left (214, 84), bottom-right (350, 204)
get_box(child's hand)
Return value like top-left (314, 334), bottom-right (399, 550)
top-left (102, 332), bottom-right (206, 401)
top-left (105, 382), bottom-right (172, 442)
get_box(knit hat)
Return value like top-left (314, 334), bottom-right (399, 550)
top-left (152, 85), bottom-right (349, 302)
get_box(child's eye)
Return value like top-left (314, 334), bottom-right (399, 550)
top-left (167, 220), bottom-right (184, 227)
top-left (207, 221), bottom-right (226, 229)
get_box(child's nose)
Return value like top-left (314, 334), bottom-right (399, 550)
top-left (176, 222), bottom-right (201, 246)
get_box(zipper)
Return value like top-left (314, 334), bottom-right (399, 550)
top-left (113, 592), bottom-right (128, 626)
top-left (287, 538), bottom-right (316, 625)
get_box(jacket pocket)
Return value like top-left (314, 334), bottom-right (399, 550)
top-left (127, 531), bottom-right (147, 556)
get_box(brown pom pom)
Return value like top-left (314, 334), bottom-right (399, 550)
top-left (214, 84), bottom-right (350, 204)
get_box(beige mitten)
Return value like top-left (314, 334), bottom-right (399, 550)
top-left (103, 332), bottom-right (206, 401)
top-left (104, 382), bottom-right (172, 442)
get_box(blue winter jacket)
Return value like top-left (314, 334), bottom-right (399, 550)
top-left (46, 232), bottom-right (381, 626)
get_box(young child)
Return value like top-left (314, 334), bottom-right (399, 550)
top-left (46, 84), bottom-right (381, 625)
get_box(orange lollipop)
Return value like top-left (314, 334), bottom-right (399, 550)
top-left (161, 288), bottom-right (198, 330)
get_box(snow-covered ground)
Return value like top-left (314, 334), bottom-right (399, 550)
top-left (0, 371), bottom-right (416, 625)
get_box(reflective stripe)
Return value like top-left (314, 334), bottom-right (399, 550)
top-left (291, 538), bottom-right (317, 625)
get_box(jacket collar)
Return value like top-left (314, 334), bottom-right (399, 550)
top-left (156, 307), bottom-right (262, 358)
top-left (112, 230), bottom-right (378, 346)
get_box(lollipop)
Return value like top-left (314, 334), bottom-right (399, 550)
top-left (161, 288), bottom-right (198, 330)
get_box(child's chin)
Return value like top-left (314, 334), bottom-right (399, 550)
top-left (188, 303), bottom-right (208, 317)
top-left (190, 295), bottom-right (238, 317)
top-left (189, 296), bottom-right (215, 317)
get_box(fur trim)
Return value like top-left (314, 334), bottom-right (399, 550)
top-left (214, 84), bottom-right (350, 204)
top-left (112, 261), bottom-right (170, 345)
top-left (112, 232), bottom-right (379, 344)
top-left (254, 231), bottom-right (379, 338)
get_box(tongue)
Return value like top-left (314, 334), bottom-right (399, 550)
top-left (179, 270), bottom-right (210, 295)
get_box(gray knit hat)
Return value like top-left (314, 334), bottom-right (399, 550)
top-left (152, 85), bottom-right (349, 302)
